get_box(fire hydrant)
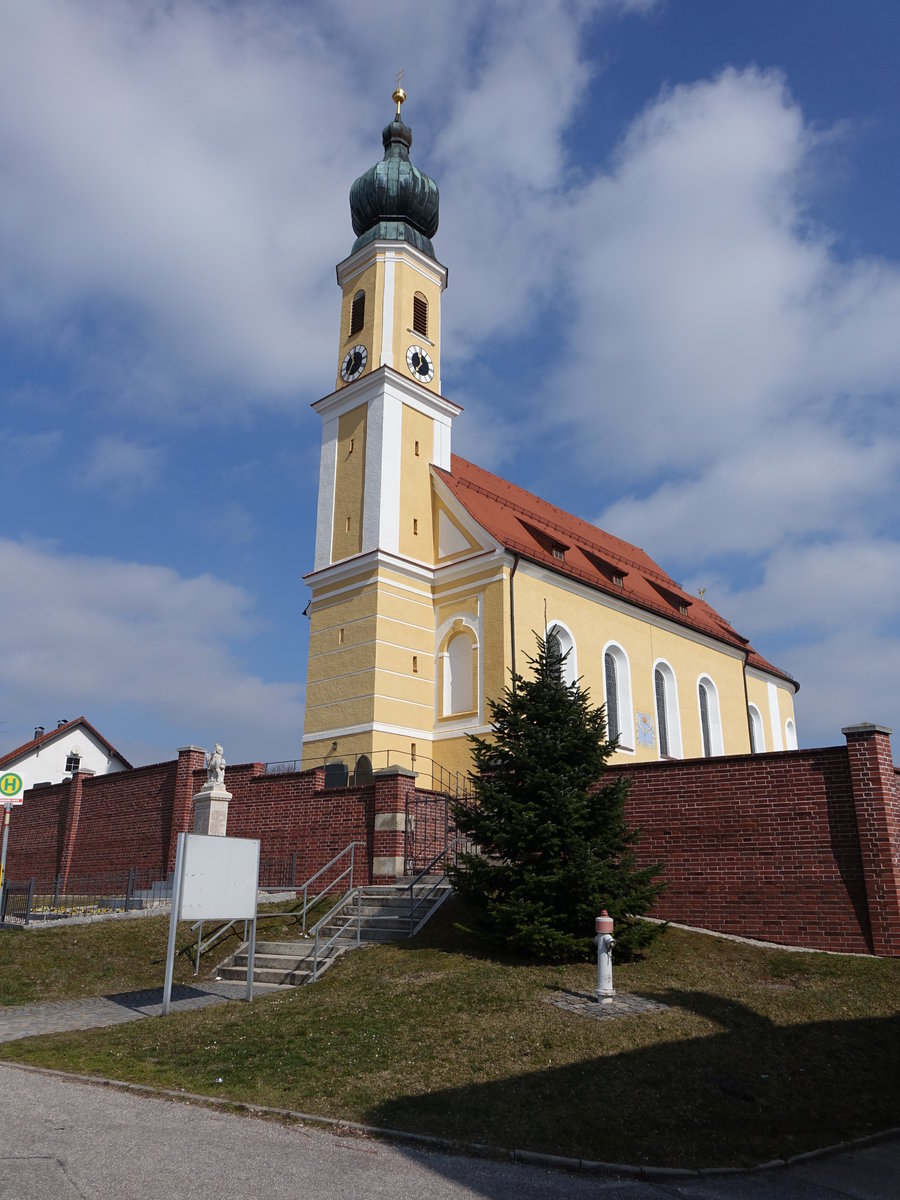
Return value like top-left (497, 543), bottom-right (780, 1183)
top-left (595, 910), bottom-right (615, 1003)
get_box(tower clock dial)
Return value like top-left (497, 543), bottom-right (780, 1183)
top-left (340, 344), bottom-right (368, 382)
top-left (406, 344), bottom-right (434, 383)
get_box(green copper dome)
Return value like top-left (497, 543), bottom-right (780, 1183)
top-left (349, 108), bottom-right (439, 260)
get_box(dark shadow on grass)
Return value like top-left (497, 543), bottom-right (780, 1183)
top-left (366, 989), bottom-right (900, 1177)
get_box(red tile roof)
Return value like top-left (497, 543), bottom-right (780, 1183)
top-left (0, 717), bottom-right (132, 771)
top-left (435, 455), bottom-right (796, 688)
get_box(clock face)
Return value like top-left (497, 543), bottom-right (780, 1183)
top-left (340, 344), bottom-right (367, 382)
top-left (406, 344), bottom-right (434, 383)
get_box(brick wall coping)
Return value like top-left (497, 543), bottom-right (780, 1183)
top-left (610, 745), bottom-right (845, 774)
top-left (177, 745), bottom-right (207, 754)
top-left (842, 723), bottom-right (893, 736)
top-left (373, 766), bottom-right (417, 779)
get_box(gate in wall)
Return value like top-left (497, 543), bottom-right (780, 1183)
top-left (404, 791), bottom-right (452, 876)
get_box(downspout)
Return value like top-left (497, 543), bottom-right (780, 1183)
top-left (509, 553), bottom-right (521, 693)
top-left (741, 648), bottom-right (753, 751)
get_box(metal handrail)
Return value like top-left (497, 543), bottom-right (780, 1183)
top-left (298, 840), bottom-right (364, 932)
top-left (308, 887), bottom-right (362, 981)
top-left (404, 837), bottom-right (467, 935)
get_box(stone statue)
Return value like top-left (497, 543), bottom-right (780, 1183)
top-left (206, 743), bottom-right (226, 787)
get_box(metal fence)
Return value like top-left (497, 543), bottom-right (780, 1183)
top-left (264, 749), bottom-right (472, 800)
top-left (0, 867), bottom-right (172, 925)
top-left (0, 854), bottom-right (329, 924)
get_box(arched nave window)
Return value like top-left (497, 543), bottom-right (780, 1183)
top-left (784, 718), bottom-right (798, 750)
top-left (653, 661), bottom-right (682, 759)
top-left (439, 620), bottom-right (479, 718)
top-left (603, 642), bottom-right (634, 750)
top-left (748, 704), bottom-right (765, 753)
top-left (546, 622), bottom-right (577, 687)
top-left (697, 675), bottom-right (724, 757)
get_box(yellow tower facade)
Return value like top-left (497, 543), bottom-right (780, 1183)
top-left (303, 92), bottom-right (462, 783)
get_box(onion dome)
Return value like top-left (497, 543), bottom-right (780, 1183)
top-left (349, 88), bottom-right (439, 259)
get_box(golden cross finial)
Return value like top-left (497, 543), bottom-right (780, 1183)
top-left (392, 69), bottom-right (406, 117)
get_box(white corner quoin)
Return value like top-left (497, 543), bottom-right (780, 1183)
top-left (162, 832), bottom-right (261, 1014)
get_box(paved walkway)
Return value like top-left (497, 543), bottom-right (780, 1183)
top-left (0, 981), bottom-right (282, 1042)
top-left (2, 1061), bottom-right (899, 1199)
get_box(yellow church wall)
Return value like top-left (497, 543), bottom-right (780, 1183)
top-left (336, 258), bottom-right (383, 390)
top-left (390, 261), bottom-right (442, 394)
top-left (777, 684), bottom-right (798, 741)
top-left (510, 567), bottom-right (753, 761)
top-left (329, 404), bottom-right (367, 561)
top-left (398, 405), bottom-right (437, 561)
top-left (745, 675), bottom-right (772, 750)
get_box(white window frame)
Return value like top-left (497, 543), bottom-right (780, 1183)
top-left (602, 640), bottom-right (634, 751)
top-left (545, 620), bottom-right (578, 687)
top-left (784, 717), bottom-right (798, 750)
top-left (748, 703), bottom-right (765, 753)
top-left (696, 674), bottom-right (724, 757)
top-left (652, 659), bottom-right (682, 760)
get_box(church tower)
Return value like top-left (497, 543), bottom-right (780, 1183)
top-left (302, 90), bottom-right (461, 777)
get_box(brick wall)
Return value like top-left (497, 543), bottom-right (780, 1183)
top-left (614, 746), bottom-right (873, 953)
top-left (5, 726), bottom-right (898, 955)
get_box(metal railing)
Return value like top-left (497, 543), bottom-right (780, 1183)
top-left (190, 840), bottom-right (364, 972)
top-left (296, 841), bottom-right (363, 933)
top-left (263, 750), bottom-right (472, 800)
top-left (404, 837), bottom-right (468, 936)
top-left (307, 888), bottom-right (362, 982)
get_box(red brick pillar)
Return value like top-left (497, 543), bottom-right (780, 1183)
top-left (843, 723), bottom-right (900, 956)
top-left (372, 766), bottom-right (416, 883)
top-left (59, 769), bottom-right (94, 887)
top-left (167, 746), bottom-right (207, 874)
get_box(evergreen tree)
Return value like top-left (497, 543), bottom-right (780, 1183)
top-left (450, 634), bottom-right (664, 960)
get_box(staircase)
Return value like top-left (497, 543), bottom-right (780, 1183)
top-left (216, 877), bottom-right (452, 989)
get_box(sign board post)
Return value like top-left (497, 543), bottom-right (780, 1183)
top-left (0, 773), bottom-right (24, 897)
top-left (162, 832), bottom-right (260, 1015)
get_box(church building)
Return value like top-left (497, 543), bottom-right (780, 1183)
top-left (301, 90), bottom-right (798, 784)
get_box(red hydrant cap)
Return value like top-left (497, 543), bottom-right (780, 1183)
top-left (595, 910), bottom-right (614, 935)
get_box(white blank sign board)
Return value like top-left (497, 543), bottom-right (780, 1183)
top-left (178, 834), bottom-right (260, 921)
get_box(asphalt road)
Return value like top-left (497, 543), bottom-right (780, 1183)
top-left (1, 1062), bottom-right (898, 1199)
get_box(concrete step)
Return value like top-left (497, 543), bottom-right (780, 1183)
top-left (215, 878), bottom-right (453, 989)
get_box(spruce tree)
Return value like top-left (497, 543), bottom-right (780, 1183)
top-left (450, 634), bottom-right (664, 960)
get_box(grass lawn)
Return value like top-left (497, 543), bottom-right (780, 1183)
top-left (1, 903), bottom-right (898, 1168)
top-left (0, 900), bottom-right (316, 1006)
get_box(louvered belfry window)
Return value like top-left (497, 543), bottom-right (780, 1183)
top-left (412, 292), bottom-right (428, 337)
top-left (604, 651), bottom-right (620, 742)
top-left (350, 290), bottom-right (365, 336)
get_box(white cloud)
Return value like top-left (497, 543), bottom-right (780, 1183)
top-left (0, 0), bottom-right (646, 413)
top-left (783, 630), bottom-right (900, 751)
top-left (79, 434), bottom-right (163, 495)
top-left (0, 538), bottom-right (304, 762)
top-left (599, 424), bottom-right (899, 561)
top-left (547, 69), bottom-right (900, 479)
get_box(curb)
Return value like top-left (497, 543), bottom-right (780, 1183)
top-left (2, 1060), bottom-right (898, 1181)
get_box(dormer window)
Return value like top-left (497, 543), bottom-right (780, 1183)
top-left (349, 290), bottom-right (365, 336)
top-left (613, 573), bottom-right (625, 588)
top-left (552, 546), bottom-right (565, 561)
top-left (412, 292), bottom-right (428, 337)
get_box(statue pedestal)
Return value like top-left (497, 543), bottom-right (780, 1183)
top-left (192, 785), bottom-right (232, 836)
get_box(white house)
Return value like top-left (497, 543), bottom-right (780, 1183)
top-left (0, 717), bottom-right (131, 793)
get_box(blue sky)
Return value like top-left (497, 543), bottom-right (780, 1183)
top-left (1, 0), bottom-right (898, 766)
